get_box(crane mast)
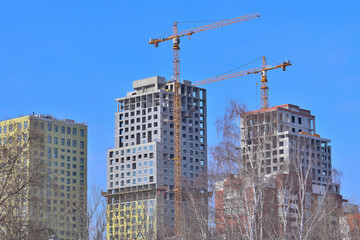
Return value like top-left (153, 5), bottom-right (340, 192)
top-left (172, 23), bottom-right (182, 236)
top-left (261, 56), bottom-right (269, 109)
top-left (149, 14), bottom-right (260, 238)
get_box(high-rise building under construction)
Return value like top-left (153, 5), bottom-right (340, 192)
top-left (214, 104), bottom-right (341, 237)
top-left (106, 76), bottom-right (208, 239)
top-left (240, 104), bottom-right (337, 190)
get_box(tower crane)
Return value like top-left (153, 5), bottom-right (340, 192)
top-left (149, 13), bottom-right (260, 237)
top-left (193, 56), bottom-right (292, 109)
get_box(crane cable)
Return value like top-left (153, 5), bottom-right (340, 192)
top-left (217, 57), bottom-right (263, 77)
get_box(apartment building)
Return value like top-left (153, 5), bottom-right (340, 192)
top-left (106, 76), bottom-right (208, 239)
top-left (240, 104), bottom-right (336, 188)
top-left (0, 115), bottom-right (87, 240)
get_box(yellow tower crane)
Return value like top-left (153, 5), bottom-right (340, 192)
top-left (192, 56), bottom-right (292, 109)
top-left (149, 13), bottom-right (260, 237)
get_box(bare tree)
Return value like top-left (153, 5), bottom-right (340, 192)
top-left (210, 100), bottom-right (273, 240)
top-left (50, 183), bottom-right (106, 240)
top-left (272, 136), bottom-right (343, 240)
top-left (0, 120), bottom-right (52, 239)
top-left (339, 211), bottom-right (360, 240)
top-left (87, 184), bottom-right (107, 240)
top-left (178, 183), bottom-right (211, 240)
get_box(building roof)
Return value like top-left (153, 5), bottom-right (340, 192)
top-left (241, 104), bottom-right (315, 118)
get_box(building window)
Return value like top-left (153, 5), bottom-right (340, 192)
top-left (54, 148), bottom-right (58, 159)
top-left (72, 140), bottom-right (77, 147)
top-left (47, 147), bottom-right (52, 159)
top-left (24, 121), bottom-right (28, 129)
top-left (61, 126), bottom-right (65, 133)
top-left (18, 122), bottom-right (21, 130)
top-left (80, 129), bottom-right (84, 136)
top-left (54, 125), bottom-right (58, 132)
top-left (23, 133), bottom-right (28, 141)
top-left (67, 139), bottom-right (71, 146)
top-left (48, 124), bottom-right (52, 131)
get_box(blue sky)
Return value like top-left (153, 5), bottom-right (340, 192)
top-left (0, 1), bottom-right (359, 202)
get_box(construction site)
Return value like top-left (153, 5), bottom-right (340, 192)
top-left (102, 9), bottom-right (360, 240)
top-left (1, 2), bottom-right (359, 240)
top-left (102, 13), bottom-right (313, 240)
